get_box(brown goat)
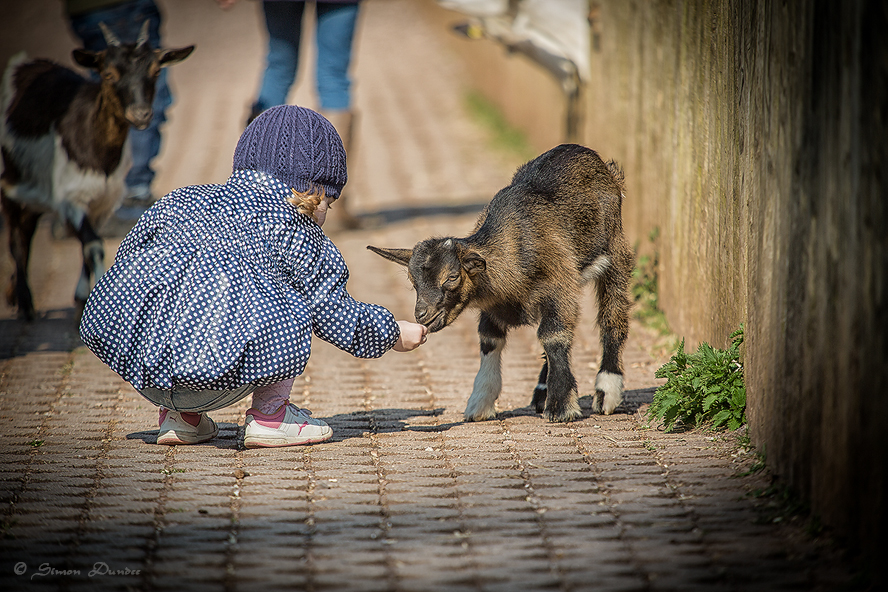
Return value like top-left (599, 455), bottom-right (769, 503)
top-left (0, 22), bottom-right (193, 320)
top-left (369, 144), bottom-right (634, 422)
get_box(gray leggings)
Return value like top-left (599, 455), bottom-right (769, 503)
top-left (139, 383), bottom-right (258, 413)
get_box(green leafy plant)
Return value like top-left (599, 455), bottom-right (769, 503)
top-left (631, 227), bottom-right (670, 336)
top-left (647, 325), bottom-right (746, 431)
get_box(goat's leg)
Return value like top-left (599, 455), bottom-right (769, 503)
top-left (1, 194), bottom-right (41, 320)
top-left (464, 313), bottom-right (506, 421)
top-left (531, 355), bottom-right (548, 413)
top-left (593, 262), bottom-right (632, 414)
top-left (538, 299), bottom-right (582, 422)
top-left (70, 215), bottom-right (105, 306)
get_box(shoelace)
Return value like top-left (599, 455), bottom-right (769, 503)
top-left (289, 403), bottom-right (313, 416)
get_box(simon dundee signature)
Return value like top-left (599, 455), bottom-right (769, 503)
top-left (13, 561), bottom-right (141, 579)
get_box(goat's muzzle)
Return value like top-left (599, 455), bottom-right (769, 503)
top-left (416, 308), bottom-right (448, 333)
top-left (126, 105), bottom-right (153, 129)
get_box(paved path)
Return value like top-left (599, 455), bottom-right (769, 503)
top-left (0, 1), bottom-right (853, 590)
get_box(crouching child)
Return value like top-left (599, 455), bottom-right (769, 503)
top-left (80, 105), bottom-right (428, 447)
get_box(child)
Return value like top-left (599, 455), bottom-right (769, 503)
top-left (79, 105), bottom-right (428, 447)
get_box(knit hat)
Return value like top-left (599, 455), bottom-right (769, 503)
top-left (232, 105), bottom-right (347, 199)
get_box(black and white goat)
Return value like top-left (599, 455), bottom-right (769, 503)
top-left (370, 144), bottom-right (634, 422)
top-left (0, 22), bottom-right (193, 320)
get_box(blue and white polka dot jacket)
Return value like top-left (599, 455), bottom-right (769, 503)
top-left (80, 170), bottom-right (400, 392)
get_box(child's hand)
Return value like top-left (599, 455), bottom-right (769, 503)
top-left (393, 321), bottom-right (429, 352)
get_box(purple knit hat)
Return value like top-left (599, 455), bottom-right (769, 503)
top-left (232, 105), bottom-right (347, 199)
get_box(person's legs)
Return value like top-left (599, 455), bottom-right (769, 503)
top-left (68, 0), bottom-right (168, 202)
top-left (157, 407), bottom-right (218, 445)
top-left (315, 3), bottom-right (362, 228)
top-left (252, 1), bottom-right (306, 119)
top-left (141, 383), bottom-right (256, 445)
top-left (250, 377), bottom-right (295, 414)
top-left (314, 2), bottom-right (359, 111)
top-left (245, 378), bottom-right (332, 447)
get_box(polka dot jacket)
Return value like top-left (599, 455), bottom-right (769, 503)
top-left (79, 170), bottom-right (400, 392)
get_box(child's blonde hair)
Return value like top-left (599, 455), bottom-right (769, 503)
top-left (287, 184), bottom-right (328, 217)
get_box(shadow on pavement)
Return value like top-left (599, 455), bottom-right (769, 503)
top-left (351, 201), bottom-right (488, 228)
top-left (0, 307), bottom-right (83, 359)
top-left (123, 392), bottom-right (657, 450)
top-left (126, 407), bottom-right (452, 448)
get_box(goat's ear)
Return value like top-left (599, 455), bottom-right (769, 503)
top-left (459, 249), bottom-right (486, 276)
top-left (367, 246), bottom-right (412, 267)
top-left (72, 49), bottom-right (101, 70)
top-left (158, 46), bottom-right (195, 67)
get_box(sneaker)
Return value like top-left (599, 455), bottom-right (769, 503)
top-left (244, 403), bottom-right (333, 448)
top-left (157, 409), bottom-right (218, 445)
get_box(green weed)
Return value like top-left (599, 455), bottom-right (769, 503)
top-left (631, 227), bottom-right (671, 336)
top-left (464, 91), bottom-right (536, 161)
top-left (647, 325), bottom-right (746, 432)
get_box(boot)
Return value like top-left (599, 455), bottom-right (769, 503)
top-left (321, 109), bottom-right (362, 230)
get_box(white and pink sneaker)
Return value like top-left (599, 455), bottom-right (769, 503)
top-left (157, 409), bottom-right (218, 445)
top-left (244, 403), bottom-right (333, 448)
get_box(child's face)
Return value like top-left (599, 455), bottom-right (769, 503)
top-left (312, 196), bottom-right (337, 227)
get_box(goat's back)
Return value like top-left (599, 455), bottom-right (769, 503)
top-left (471, 144), bottom-right (625, 271)
top-left (2, 56), bottom-right (88, 139)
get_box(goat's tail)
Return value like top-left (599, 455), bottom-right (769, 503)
top-left (1, 52), bottom-right (28, 144)
top-left (604, 159), bottom-right (626, 199)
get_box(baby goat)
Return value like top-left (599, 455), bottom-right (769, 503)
top-left (369, 144), bottom-right (634, 422)
top-left (0, 22), bottom-right (193, 320)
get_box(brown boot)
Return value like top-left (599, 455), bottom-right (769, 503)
top-left (322, 109), bottom-right (362, 230)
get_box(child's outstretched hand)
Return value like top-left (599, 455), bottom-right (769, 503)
top-left (394, 321), bottom-right (429, 352)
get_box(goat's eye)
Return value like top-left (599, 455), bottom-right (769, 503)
top-left (442, 274), bottom-right (460, 291)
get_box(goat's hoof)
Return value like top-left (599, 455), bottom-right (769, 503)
top-left (545, 409), bottom-right (583, 423)
top-left (531, 388), bottom-right (547, 414)
top-left (593, 389), bottom-right (623, 415)
top-left (545, 402), bottom-right (583, 423)
top-left (464, 408), bottom-right (497, 422)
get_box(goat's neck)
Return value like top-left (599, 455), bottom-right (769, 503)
top-left (93, 86), bottom-right (130, 149)
top-left (463, 237), bottom-right (518, 303)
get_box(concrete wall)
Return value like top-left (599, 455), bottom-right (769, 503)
top-left (428, 0), bottom-right (887, 570)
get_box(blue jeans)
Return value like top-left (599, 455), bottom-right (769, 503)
top-left (254, 1), bottom-right (360, 113)
top-left (68, 0), bottom-right (171, 192)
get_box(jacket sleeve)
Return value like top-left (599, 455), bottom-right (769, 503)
top-left (293, 229), bottom-right (400, 358)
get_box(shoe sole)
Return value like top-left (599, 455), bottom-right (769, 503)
top-left (243, 430), bottom-right (333, 448)
top-left (157, 428), bottom-right (219, 445)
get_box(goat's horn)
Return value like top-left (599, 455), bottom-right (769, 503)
top-left (136, 20), bottom-right (150, 47)
top-left (98, 22), bottom-right (121, 47)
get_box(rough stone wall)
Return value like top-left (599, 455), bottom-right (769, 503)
top-left (428, 0), bottom-right (887, 570)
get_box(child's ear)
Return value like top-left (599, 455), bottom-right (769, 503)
top-left (367, 246), bottom-right (413, 267)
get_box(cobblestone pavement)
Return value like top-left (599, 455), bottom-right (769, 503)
top-left (0, 1), bottom-right (855, 590)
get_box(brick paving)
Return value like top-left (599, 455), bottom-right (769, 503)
top-left (0, 1), bottom-right (855, 590)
